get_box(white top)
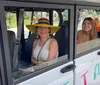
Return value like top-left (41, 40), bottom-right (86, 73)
top-left (32, 38), bottom-right (58, 61)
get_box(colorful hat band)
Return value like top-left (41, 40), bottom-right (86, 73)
top-left (38, 22), bottom-right (50, 24)
top-left (38, 18), bottom-right (50, 24)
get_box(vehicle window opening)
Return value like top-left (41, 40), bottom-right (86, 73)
top-left (77, 9), bottom-right (100, 54)
top-left (5, 7), bottom-right (70, 80)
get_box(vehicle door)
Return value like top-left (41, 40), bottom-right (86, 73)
top-left (74, 6), bottom-right (100, 85)
top-left (9, 2), bottom-right (75, 85)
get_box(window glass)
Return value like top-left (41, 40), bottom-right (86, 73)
top-left (77, 9), bottom-right (100, 54)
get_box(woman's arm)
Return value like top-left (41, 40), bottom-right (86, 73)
top-left (77, 31), bottom-right (80, 44)
top-left (77, 30), bottom-right (80, 41)
top-left (77, 30), bottom-right (83, 43)
top-left (48, 39), bottom-right (58, 60)
top-left (31, 57), bottom-right (40, 64)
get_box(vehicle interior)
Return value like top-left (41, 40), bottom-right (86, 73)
top-left (6, 6), bottom-right (100, 80)
top-left (5, 7), bottom-right (70, 75)
top-left (1, 1), bottom-right (100, 85)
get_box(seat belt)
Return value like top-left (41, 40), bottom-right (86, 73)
top-left (12, 9), bottom-right (24, 71)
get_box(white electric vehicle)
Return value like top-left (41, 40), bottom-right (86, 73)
top-left (0, 0), bottom-right (100, 85)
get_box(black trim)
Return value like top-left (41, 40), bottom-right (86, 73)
top-left (73, 4), bottom-right (77, 59)
top-left (0, 23), bottom-right (7, 85)
top-left (1, 0), bottom-right (100, 7)
top-left (0, 5), bottom-right (12, 85)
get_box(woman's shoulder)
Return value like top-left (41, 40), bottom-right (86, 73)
top-left (77, 30), bottom-right (83, 34)
top-left (49, 38), bottom-right (58, 45)
top-left (50, 38), bottom-right (57, 42)
top-left (49, 38), bottom-right (58, 50)
top-left (34, 39), bottom-right (38, 44)
top-left (33, 39), bottom-right (38, 47)
top-left (78, 30), bottom-right (83, 33)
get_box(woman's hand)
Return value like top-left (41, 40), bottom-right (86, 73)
top-left (31, 58), bottom-right (40, 65)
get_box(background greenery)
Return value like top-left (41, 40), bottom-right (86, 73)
top-left (6, 10), bottom-right (100, 29)
top-left (6, 12), bottom-right (30, 29)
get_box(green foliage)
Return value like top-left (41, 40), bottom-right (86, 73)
top-left (96, 12), bottom-right (100, 14)
top-left (6, 15), bottom-right (17, 29)
top-left (24, 19), bottom-right (30, 25)
top-left (6, 13), bottom-right (30, 29)
top-left (54, 17), bottom-right (59, 22)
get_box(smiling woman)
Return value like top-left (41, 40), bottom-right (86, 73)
top-left (77, 17), bottom-right (98, 43)
top-left (26, 18), bottom-right (60, 65)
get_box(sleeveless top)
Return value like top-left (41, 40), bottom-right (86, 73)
top-left (32, 38), bottom-right (58, 62)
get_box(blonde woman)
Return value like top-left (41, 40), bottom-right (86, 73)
top-left (26, 18), bottom-right (60, 65)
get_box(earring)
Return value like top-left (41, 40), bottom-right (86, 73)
top-left (37, 35), bottom-right (38, 38)
top-left (36, 33), bottom-right (39, 38)
top-left (47, 33), bottom-right (50, 38)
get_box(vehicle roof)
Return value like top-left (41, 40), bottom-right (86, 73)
top-left (1, 0), bottom-right (100, 5)
top-left (1, 0), bottom-right (100, 12)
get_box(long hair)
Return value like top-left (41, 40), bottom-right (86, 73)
top-left (82, 17), bottom-right (98, 40)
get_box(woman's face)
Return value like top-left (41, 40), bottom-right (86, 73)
top-left (82, 20), bottom-right (92, 32)
top-left (37, 26), bottom-right (50, 38)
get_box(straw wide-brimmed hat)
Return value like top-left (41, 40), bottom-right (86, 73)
top-left (26, 18), bottom-right (60, 34)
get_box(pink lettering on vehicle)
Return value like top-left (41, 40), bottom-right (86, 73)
top-left (81, 71), bottom-right (88, 85)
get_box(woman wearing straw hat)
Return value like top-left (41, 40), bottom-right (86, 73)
top-left (26, 18), bottom-right (60, 65)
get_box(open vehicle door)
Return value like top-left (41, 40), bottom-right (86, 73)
top-left (75, 6), bottom-right (100, 85)
top-left (0, 1), bottom-right (75, 85)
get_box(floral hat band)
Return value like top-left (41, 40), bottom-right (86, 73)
top-left (26, 18), bottom-right (60, 34)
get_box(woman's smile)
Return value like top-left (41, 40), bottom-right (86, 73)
top-left (83, 20), bottom-right (92, 32)
top-left (37, 26), bottom-right (50, 37)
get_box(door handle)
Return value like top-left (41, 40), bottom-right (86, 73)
top-left (60, 64), bottom-right (76, 73)
top-left (97, 51), bottom-right (100, 55)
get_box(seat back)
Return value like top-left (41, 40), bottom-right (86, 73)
top-left (54, 21), bottom-right (69, 57)
top-left (7, 30), bottom-right (16, 71)
top-left (23, 33), bottom-right (37, 62)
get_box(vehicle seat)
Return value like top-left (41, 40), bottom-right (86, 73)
top-left (23, 33), bottom-right (37, 63)
top-left (54, 21), bottom-right (69, 57)
top-left (7, 30), bottom-right (18, 72)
